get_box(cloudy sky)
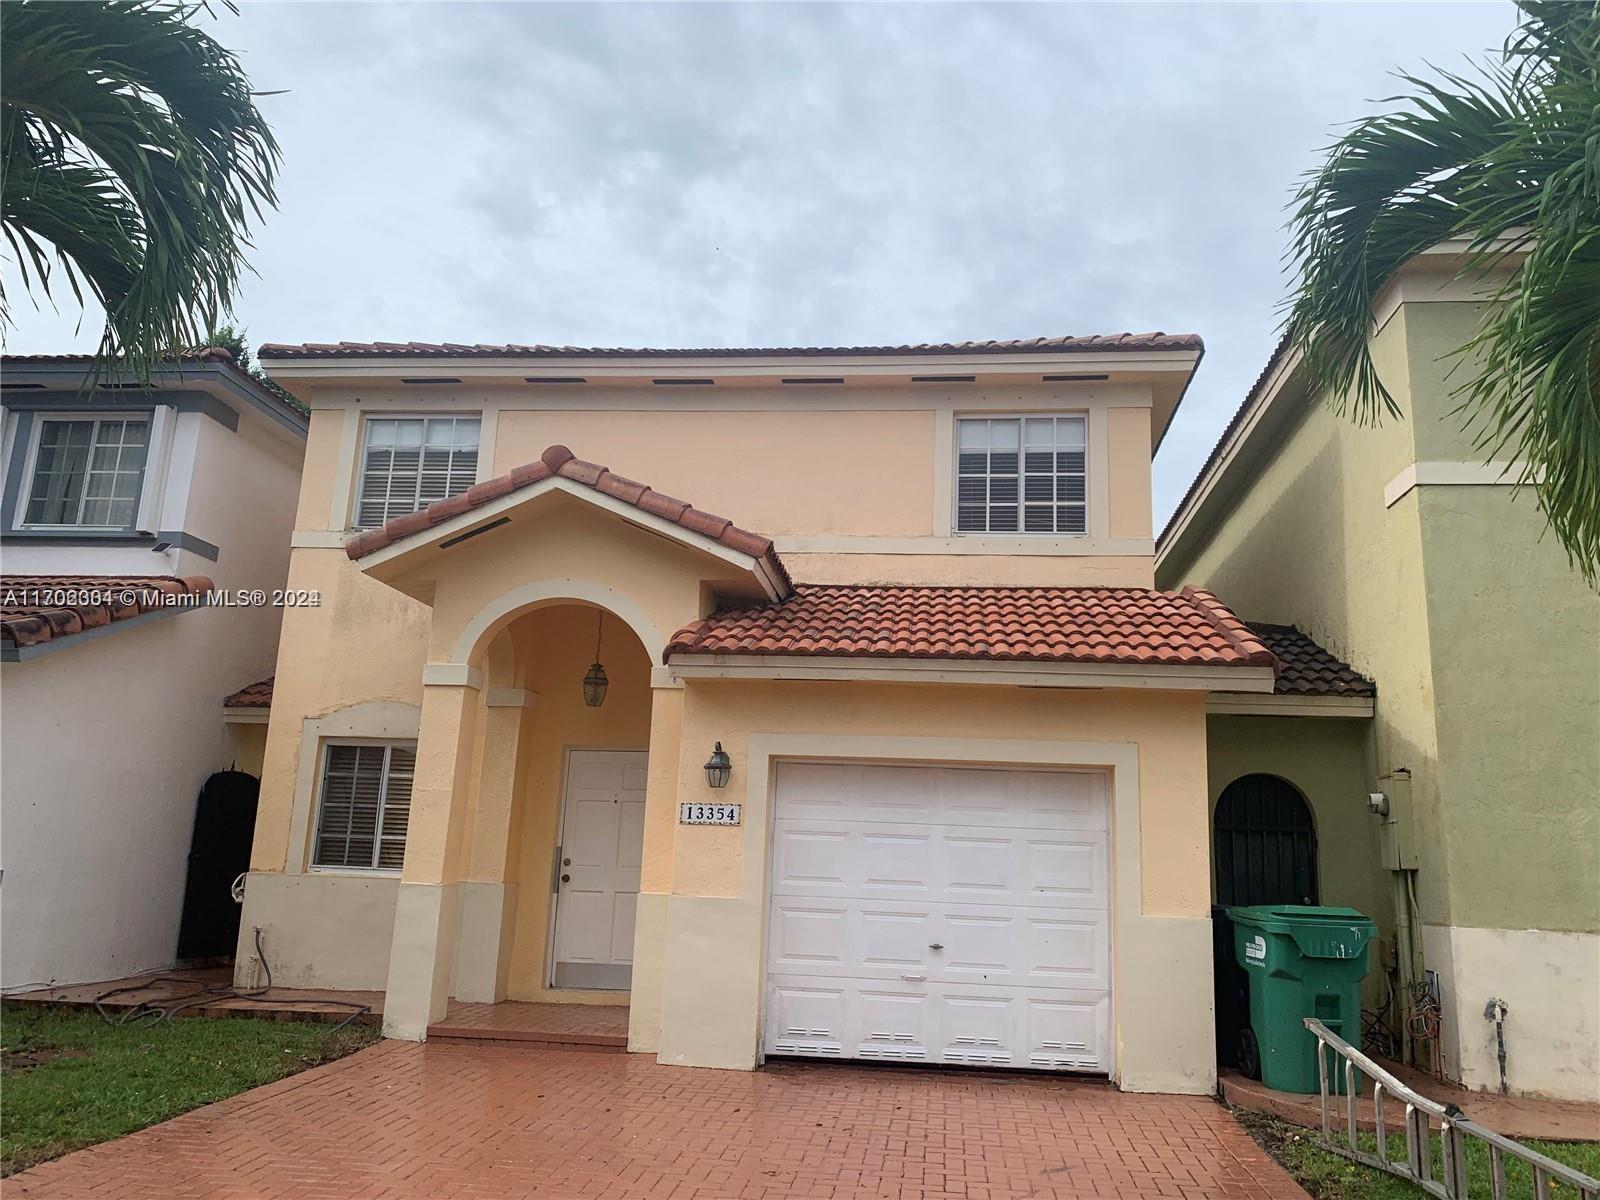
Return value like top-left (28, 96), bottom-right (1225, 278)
top-left (3, 0), bottom-right (1517, 524)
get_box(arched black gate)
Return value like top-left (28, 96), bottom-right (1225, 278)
top-left (1212, 773), bottom-right (1318, 1072)
top-left (1213, 773), bottom-right (1319, 907)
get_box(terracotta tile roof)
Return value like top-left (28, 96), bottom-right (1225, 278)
top-left (665, 583), bottom-right (1276, 670)
top-left (224, 676), bottom-right (274, 708)
top-left (1, 575), bottom-right (213, 650)
top-left (1247, 623), bottom-right (1374, 697)
top-left (344, 445), bottom-right (793, 590)
top-left (258, 333), bottom-right (1203, 360)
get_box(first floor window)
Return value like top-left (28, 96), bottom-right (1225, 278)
top-left (956, 414), bottom-right (1087, 535)
top-left (24, 417), bottom-right (149, 528)
top-left (355, 416), bottom-right (479, 527)
top-left (312, 742), bottom-right (415, 870)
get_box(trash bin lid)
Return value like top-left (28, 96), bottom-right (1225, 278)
top-left (1226, 905), bottom-right (1376, 959)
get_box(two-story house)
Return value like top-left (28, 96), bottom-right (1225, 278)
top-left (242, 334), bottom-right (1306, 1095)
top-left (0, 350), bottom-right (308, 991)
top-left (1157, 250), bottom-right (1600, 1103)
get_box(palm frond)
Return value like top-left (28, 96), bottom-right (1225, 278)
top-left (0, 0), bottom-right (279, 380)
top-left (1285, 0), bottom-right (1600, 583)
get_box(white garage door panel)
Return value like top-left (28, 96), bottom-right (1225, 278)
top-left (765, 762), bottom-right (1112, 1073)
top-left (767, 977), bottom-right (1111, 1070)
top-left (768, 897), bottom-right (1110, 991)
top-left (773, 821), bottom-right (1109, 912)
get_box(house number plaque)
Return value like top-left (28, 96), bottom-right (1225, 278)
top-left (679, 801), bottom-right (741, 826)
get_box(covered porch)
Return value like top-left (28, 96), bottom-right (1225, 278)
top-left (340, 445), bottom-right (787, 1043)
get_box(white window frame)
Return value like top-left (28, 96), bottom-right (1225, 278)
top-left (16, 412), bottom-right (153, 532)
top-left (309, 739), bottom-right (417, 874)
top-left (953, 413), bottom-right (1089, 537)
top-left (352, 414), bottom-right (480, 529)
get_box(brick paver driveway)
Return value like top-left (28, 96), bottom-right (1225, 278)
top-left (9, 1041), bottom-right (1306, 1199)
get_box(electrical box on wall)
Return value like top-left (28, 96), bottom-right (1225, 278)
top-left (1377, 769), bottom-right (1419, 870)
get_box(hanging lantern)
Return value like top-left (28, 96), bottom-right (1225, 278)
top-left (704, 742), bottom-right (732, 789)
top-left (582, 611), bottom-right (608, 707)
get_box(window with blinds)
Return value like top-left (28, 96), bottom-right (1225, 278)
top-left (955, 415), bottom-right (1087, 535)
top-left (311, 743), bottom-right (415, 870)
top-left (355, 416), bottom-right (479, 528)
top-left (24, 417), bottom-right (150, 528)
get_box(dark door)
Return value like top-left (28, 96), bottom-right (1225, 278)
top-left (1214, 774), bottom-right (1319, 907)
top-left (1212, 774), bottom-right (1318, 1069)
top-left (176, 770), bottom-right (260, 960)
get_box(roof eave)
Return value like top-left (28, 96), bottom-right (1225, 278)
top-left (665, 653), bottom-right (1277, 692)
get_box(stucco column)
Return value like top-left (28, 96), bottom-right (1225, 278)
top-left (628, 680), bottom-right (683, 1054)
top-left (452, 689), bottom-right (533, 1003)
top-left (383, 668), bottom-right (482, 1039)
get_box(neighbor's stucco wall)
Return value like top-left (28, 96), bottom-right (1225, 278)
top-left (1162, 296), bottom-right (1600, 1099)
top-left (1205, 714), bottom-right (1389, 1005)
top-left (0, 406), bottom-right (302, 989)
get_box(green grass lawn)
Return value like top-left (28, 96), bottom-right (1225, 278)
top-left (1236, 1110), bottom-right (1600, 1199)
top-left (1, 1003), bottom-right (378, 1176)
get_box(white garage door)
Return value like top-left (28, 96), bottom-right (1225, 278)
top-left (764, 761), bottom-right (1111, 1072)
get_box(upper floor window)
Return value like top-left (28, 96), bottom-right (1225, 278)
top-left (312, 741), bottom-right (414, 871)
top-left (355, 416), bottom-right (479, 528)
top-left (23, 417), bottom-right (149, 529)
top-left (956, 415), bottom-right (1086, 535)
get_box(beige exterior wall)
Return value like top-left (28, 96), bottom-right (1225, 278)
top-left (242, 356), bottom-right (1237, 1087)
top-left (629, 680), bottom-right (1217, 1092)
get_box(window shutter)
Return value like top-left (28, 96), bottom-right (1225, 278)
top-left (354, 417), bottom-right (479, 528)
top-left (312, 742), bottom-right (415, 870)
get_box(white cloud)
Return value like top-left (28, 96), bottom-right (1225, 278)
top-left (2, 0), bottom-right (1518, 522)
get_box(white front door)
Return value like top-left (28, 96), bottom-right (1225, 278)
top-left (551, 749), bottom-right (648, 990)
top-left (764, 761), bottom-right (1112, 1072)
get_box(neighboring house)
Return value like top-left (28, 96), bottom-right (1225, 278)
top-left (1157, 251), bottom-right (1600, 1103)
top-left (0, 351), bottom-right (307, 990)
top-left (238, 332), bottom-right (1369, 1097)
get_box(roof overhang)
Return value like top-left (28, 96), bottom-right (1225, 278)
top-left (0, 357), bottom-right (308, 442)
top-left (223, 706), bottom-right (271, 724)
top-left (666, 653), bottom-right (1276, 692)
top-left (356, 476), bottom-right (786, 603)
top-left (259, 347), bottom-right (1203, 457)
top-left (1206, 692), bottom-right (1374, 718)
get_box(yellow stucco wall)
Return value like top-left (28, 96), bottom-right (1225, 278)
top-left (626, 679), bottom-right (1217, 1091)
top-left (501, 604), bottom-right (654, 1001)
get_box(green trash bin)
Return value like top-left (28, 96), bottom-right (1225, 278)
top-left (1229, 905), bottom-right (1376, 1094)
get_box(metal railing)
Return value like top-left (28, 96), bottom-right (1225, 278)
top-left (1304, 1018), bottom-right (1599, 1200)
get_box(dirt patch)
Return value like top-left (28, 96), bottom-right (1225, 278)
top-left (3, 1047), bottom-right (91, 1072)
top-left (1233, 1108), bottom-right (1340, 1199)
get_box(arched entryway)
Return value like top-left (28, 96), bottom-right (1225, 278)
top-left (1212, 773), bottom-right (1319, 1075)
top-left (1213, 773), bottom-right (1319, 907)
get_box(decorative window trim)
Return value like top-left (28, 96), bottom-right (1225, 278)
top-left (15, 412), bottom-right (153, 532)
top-left (288, 702), bottom-right (422, 875)
top-left (309, 739), bottom-right (417, 872)
top-left (352, 414), bottom-right (480, 529)
top-left (952, 413), bottom-right (1088, 537)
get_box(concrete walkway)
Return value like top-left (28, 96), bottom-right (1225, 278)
top-left (1222, 1067), bottom-right (1600, 1143)
top-left (10, 1041), bottom-right (1308, 1199)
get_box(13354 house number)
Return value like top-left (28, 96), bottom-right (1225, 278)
top-left (679, 801), bottom-right (741, 826)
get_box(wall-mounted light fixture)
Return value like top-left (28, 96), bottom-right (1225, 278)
top-left (582, 611), bottom-right (608, 707)
top-left (704, 742), bottom-right (732, 789)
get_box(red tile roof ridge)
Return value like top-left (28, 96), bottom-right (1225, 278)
top-left (665, 582), bottom-right (1281, 672)
top-left (1179, 586), bottom-right (1278, 668)
top-left (260, 333), bottom-right (1205, 360)
top-left (345, 445), bottom-right (792, 591)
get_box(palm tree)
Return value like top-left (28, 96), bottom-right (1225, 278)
top-left (1, 1), bottom-right (279, 377)
top-left (1285, 0), bottom-right (1600, 582)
